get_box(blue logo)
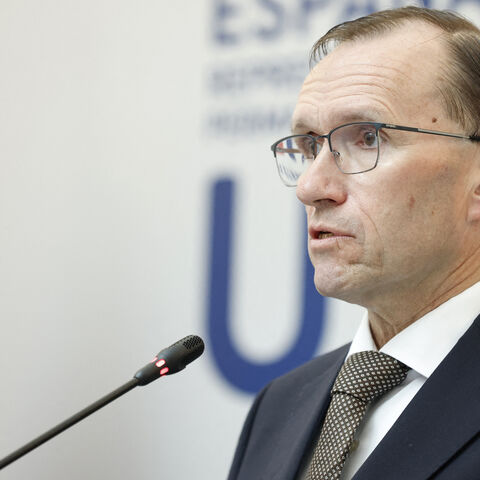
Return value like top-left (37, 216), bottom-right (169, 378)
top-left (206, 178), bottom-right (326, 394)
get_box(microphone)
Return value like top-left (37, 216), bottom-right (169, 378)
top-left (135, 334), bottom-right (205, 385)
top-left (0, 334), bottom-right (205, 470)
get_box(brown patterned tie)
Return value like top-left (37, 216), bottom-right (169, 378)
top-left (306, 351), bottom-right (410, 480)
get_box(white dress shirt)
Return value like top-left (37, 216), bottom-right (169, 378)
top-left (340, 281), bottom-right (480, 479)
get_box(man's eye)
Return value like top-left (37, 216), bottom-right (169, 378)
top-left (295, 138), bottom-right (315, 157)
top-left (363, 131), bottom-right (377, 147)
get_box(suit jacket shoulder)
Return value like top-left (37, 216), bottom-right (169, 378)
top-left (228, 344), bottom-right (349, 480)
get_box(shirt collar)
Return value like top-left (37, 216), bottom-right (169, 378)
top-left (347, 281), bottom-right (480, 378)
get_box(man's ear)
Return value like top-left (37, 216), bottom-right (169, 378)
top-left (468, 183), bottom-right (480, 222)
top-left (466, 148), bottom-right (480, 223)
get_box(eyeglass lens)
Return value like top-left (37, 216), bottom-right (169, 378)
top-left (274, 123), bottom-right (380, 186)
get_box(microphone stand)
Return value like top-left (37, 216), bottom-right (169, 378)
top-left (0, 334), bottom-right (204, 470)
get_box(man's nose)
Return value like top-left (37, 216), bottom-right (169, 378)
top-left (296, 145), bottom-right (347, 207)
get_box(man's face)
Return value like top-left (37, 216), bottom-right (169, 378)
top-left (293, 23), bottom-right (480, 308)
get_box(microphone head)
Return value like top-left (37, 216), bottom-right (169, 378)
top-left (134, 335), bottom-right (205, 386)
top-left (158, 335), bottom-right (205, 374)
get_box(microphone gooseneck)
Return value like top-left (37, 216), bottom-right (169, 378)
top-left (0, 334), bottom-right (205, 470)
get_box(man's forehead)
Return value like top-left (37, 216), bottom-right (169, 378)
top-left (310, 23), bottom-right (446, 83)
top-left (292, 22), bottom-right (447, 132)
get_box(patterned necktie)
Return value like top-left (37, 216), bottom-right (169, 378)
top-left (306, 351), bottom-right (410, 480)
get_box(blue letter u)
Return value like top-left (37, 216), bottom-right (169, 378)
top-left (207, 178), bottom-right (325, 394)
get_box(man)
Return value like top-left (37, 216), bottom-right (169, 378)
top-left (228, 6), bottom-right (480, 480)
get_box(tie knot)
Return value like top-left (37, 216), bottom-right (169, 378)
top-left (332, 351), bottom-right (409, 404)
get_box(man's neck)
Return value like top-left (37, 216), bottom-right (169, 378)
top-left (367, 275), bottom-right (480, 349)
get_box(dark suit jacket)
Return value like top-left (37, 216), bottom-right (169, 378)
top-left (228, 314), bottom-right (480, 480)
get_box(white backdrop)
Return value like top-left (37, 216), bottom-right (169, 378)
top-left (1, 1), bottom-right (479, 479)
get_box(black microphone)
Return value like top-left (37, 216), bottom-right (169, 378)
top-left (135, 334), bottom-right (205, 385)
top-left (0, 334), bottom-right (205, 470)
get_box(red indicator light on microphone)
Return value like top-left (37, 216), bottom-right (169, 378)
top-left (160, 367), bottom-right (169, 376)
top-left (155, 359), bottom-right (166, 368)
top-left (150, 356), bottom-right (158, 364)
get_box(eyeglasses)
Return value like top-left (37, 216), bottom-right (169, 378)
top-left (271, 122), bottom-right (480, 187)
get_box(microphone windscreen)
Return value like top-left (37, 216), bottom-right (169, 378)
top-left (134, 335), bottom-right (205, 386)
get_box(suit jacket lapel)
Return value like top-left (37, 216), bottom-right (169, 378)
top-left (267, 346), bottom-right (348, 480)
top-left (354, 314), bottom-right (480, 480)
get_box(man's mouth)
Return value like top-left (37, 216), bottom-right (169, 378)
top-left (309, 226), bottom-right (353, 241)
top-left (317, 231), bottom-right (335, 240)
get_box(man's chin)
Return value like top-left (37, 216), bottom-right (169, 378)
top-left (313, 269), bottom-right (361, 303)
top-left (314, 277), bottom-right (347, 300)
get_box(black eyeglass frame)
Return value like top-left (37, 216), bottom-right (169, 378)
top-left (271, 121), bottom-right (480, 180)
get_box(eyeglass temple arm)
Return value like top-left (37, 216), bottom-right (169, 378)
top-left (383, 124), bottom-right (480, 141)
